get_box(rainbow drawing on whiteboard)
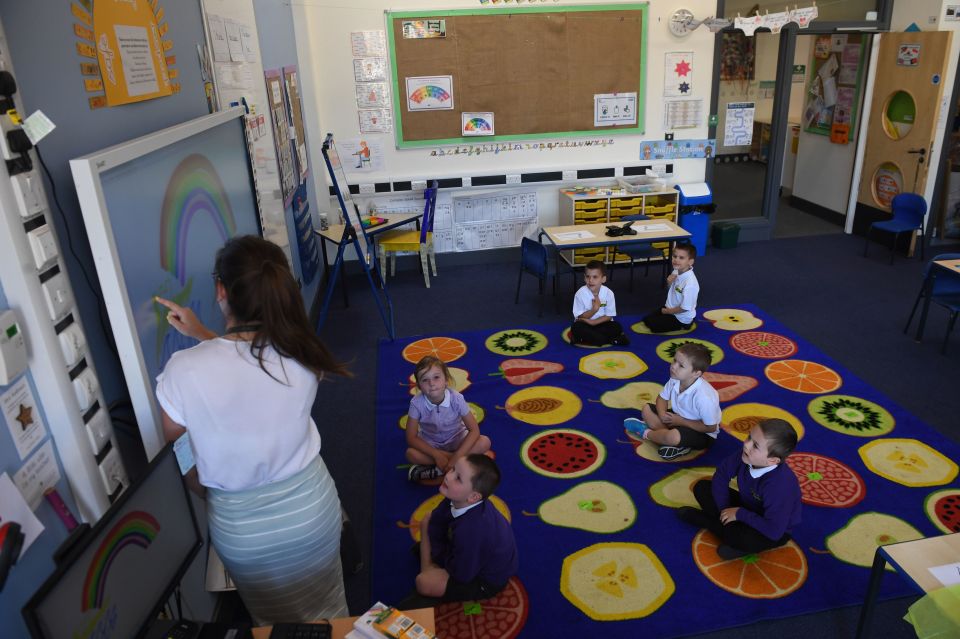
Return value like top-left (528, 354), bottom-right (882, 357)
top-left (160, 154), bottom-right (237, 285)
top-left (406, 76), bottom-right (454, 111)
top-left (82, 511), bottom-right (160, 611)
top-left (155, 153), bottom-right (238, 365)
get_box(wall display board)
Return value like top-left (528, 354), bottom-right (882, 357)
top-left (803, 34), bottom-right (867, 142)
top-left (386, 4), bottom-right (648, 148)
top-left (70, 109), bottom-right (262, 459)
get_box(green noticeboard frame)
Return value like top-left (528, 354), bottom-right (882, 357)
top-left (803, 34), bottom-right (867, 141)
top-left (386, 4), bottom-right (648, 148)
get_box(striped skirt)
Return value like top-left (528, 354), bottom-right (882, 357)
top-left (206, 455), bottom-right (348, 625)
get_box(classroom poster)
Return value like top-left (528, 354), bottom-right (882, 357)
top-left (663, 99), bottom-right (702, 129)
top-left (594, 94), bottom-right (637, 126)
top-left (724, 102), bottom-right (755, 146)
top-left (283, 66), bottom-right (309, 183)
top-left (265, 69), bottom-right (297, 207)
top-left (1, 377), bottom-right (46, 460)
top-left (351, 30), bottom-right (386, 57)
top-left (84, 0), bottom-right (175, 106)
top-left (804, 34), bottom-right (867, 141)
top-left (462, 112), bottom-right (495, 136)
top-left (664, 52), bottom-right (693, 97)
top-left (356, 82), bottom-right (390, 109)
top-left (359, 109), bottom-right (393, 133)
top-left (340, 138), bottom-right (385, 172)
top-left (406, 76), bottom-right (454, 111)
top-left (354, 58), bottom-right (386, 82)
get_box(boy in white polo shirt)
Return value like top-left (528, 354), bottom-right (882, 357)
top-left (624, 342), bottom-right (720, 460)
top-left (641, 243), bottom-right (699, 333)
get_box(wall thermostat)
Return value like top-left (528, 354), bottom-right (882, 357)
top-left (0, 309), bottom-right (28, 385)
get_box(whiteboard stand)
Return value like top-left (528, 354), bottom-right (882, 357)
top-left (316, 135), bottom-right (395, 339)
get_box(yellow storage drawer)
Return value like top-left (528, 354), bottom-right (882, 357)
top-left (610, 197), bottom-right (642, 207)
top-left (645, 203), bottom-right (676, 215)
top-left (574, 200), bottom-right (606, 211)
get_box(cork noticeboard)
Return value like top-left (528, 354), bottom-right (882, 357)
top-left (386, 5), bottom-right (648, 148)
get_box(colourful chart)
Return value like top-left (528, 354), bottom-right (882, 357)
top-left (464, 118), bottom-right (491, 131)
top-left (409, 85), bottom-right (450, 103)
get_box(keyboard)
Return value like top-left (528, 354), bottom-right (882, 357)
top-left (268, 622), bottom-right (332, 639)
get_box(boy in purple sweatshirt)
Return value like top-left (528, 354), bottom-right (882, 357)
top-left (414, 454), bottom-right (518, 603)
top-left (677, 418), bottom-right (801, 559)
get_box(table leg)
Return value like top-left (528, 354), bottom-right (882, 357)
top-left (914, 271), bottom-right (935, 342)
top-left (854, 548), bottom-right (887, 639)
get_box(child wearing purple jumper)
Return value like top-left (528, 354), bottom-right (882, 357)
top-left (406, 356), bottom-right (491, 482)
top-left (677, 418), bottom-right (802, 559)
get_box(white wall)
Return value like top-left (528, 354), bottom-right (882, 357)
top-left (291, 0), bottom-right (717, 229)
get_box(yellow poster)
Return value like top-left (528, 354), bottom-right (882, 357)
top-left (93, 0), bottom-right (171, 106)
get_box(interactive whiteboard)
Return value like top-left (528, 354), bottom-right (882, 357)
top-left (71, 108), bottom-right (262, 459)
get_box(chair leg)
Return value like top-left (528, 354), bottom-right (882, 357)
top-left (943, 311), bottom-right (958, 354)
top-left (390, 251), bottom-right (397, 276)
top-left (538, 277), bottom-right (545, 317)
top-left (903, 290), bottom-right (925, 334)
top-left (420, 249), bottom-right (430, 288)
top-left (377, 245), bottom-right (386, 287)
top-left (429, 247), bottom-right (437, 276)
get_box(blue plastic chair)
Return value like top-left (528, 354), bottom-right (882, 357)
top-left (515, 234), bottom-right (576, 316)
top-left (903, 253), bottom-right (960, 353)
top-left (864, 193), bottom-right (927, 264)
top-left (612, 214), bottom-right (668, 290)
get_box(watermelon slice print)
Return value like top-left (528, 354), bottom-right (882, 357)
top-left (729, 331), bottom-right (798, 359)
top-left (521, 429), bottom-right (605, 479)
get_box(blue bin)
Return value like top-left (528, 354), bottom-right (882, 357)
top-left (675, 183), bottom-right (713, 256)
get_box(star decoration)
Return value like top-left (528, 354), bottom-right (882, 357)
top-left (674, 60), bottom-right (692, 76)
top-left (678, 82), bottom-right (691, 94)
top-left (16, 403), bottom-right (34, 431)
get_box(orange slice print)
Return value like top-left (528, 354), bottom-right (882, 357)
top-left (401, 337), bottom-right (467, 363)
top-left (692, 530), bottom-right (808, 599)
top-left (764, 359), bottom-right (842, 394)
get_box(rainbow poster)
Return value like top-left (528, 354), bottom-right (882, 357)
top-left (461, 112), bottom-right (495, 137)
top-left (81, 511), bottom-right (161, 611)
top-left (406, 75), bottom-right (454, 111)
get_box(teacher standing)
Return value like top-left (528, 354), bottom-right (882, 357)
top-left (155, 235), bottom-right (350, 624)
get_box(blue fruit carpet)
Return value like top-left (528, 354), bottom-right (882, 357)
top-left (371, 304), bottom-right (960, 638)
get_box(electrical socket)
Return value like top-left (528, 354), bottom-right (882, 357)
top-left (85, 409), bottom-right (112, 454)
top-left (98, 448), bottom-right (126, 494)
top-left (665, 133), bottom-right (674, 141)
top-left (59, 323), bottom-right (87, 368)
top-left (11, 172), bottom-right (44, 217)
top-left (41, 273), bottom-right (73, 321)
top-left (27, 224), bottom-right (58, 270)
top-left (73, 368), bottom-right (98, 411)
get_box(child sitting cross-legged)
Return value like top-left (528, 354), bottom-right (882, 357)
top-left (406, 356), bottom-right (491, 482)
top-left (624, 342), bottom-right (721, 460)
top-left (404, 454), bottom-right (519, 607)
top-left (677, 418), bottom-right (802, 559)
top-left (570, 259), bottom-right (630, 347)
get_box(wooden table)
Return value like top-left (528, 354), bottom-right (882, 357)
top-left (913, 258), bottom-right (960, 342)
top-left (855, 533), bottom-right (960, 638)
top-left (541, 219), bottom-right (691, 252)
top-left (252, 607), bottom-right (435, 639)
top-left (314, 212), bottom-right (422, 307)
top-left (541, 220), bottom-right (691, 283)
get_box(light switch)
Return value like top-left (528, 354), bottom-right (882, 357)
top-left (506, 174), bottom-right (521, 185)
top-left (41, 273), bottom-right (73, 321)
top-left (412, 180), bottom-right (427, 191)
top-left (562, 170), bottom-right (577, 181)
top-left (27, 224), bottom-right (58, 270)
